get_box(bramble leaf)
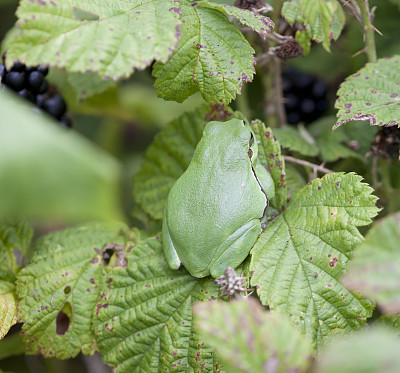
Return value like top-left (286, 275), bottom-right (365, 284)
top-left (342, 213), bottom-right (400, 314)
top-left (282, 0), bottom-right (345, 52)
top-left (334, 56), bottom-right (400, 129)
top-left (315, 328), bottom-right (400, 373)
top-left (153, 0), bottom-right (257, 103)
top-left (0, 218), bottom-right (33, 282)
top-left (93, 234), bottom-right (224, 373)
top-left (133, 105), bottom-right (210, 220)
top-left (6, 0), bottom-right (181, 80)
top-left (0, 281), bottom-right (17, 339)
top-left (251, 173), bottom-right (379, 350)
top-left (48, 69), bottom-right (116, 105)
top-left (285, 165), bottom-right (306, 198)
top-left (194, 298), bottom-right (312, 373)
top-left (16, 223), bottom-right (127, 358)
top-left (195, 1), bottom-right (274, 39)
top-left (273, 126), bottom-right (319, 157)
top-left (0, 90), bottom-right (123, 223)
top-left (250, 121), bottom-right (287, 211)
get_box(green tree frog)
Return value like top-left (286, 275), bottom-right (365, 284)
top-left (162, 119), bottom-right (275, 278)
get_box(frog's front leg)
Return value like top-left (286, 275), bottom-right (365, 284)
top-left (210, 219), bottom-right (261, 278)
top-left (162, 210), bottom-right (181, 270)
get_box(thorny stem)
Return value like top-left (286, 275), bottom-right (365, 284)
top-left (283, 155), bottom-right (334, 174)
top-left (339, 0), bottom-right (362, 25)
top-left (356, 0), bottom-right (377, 63)
top-left (262, 70), bottom-right (278, 127)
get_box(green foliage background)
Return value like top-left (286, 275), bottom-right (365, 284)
top-left (0, 0), bottom-right (400, 372)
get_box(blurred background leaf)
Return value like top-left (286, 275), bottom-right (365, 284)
top-left (0, 90), bottom-right (124, 223)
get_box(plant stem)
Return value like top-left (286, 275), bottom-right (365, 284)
top-left (283, 155), bottom-right (334, 174)
top-left (356, 0), bottom-right (377, 63)
top-left (272, 56), bottom-right (287, 125)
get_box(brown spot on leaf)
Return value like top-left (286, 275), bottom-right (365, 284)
top-left (101, 244), bottom-right (127, 267)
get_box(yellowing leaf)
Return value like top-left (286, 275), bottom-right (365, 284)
top-left (0, 281), bottom-right (17, 339)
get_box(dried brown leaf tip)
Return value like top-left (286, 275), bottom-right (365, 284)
top-left (215, 267), bottom-right (248, 299)
top-left (369, 126), bottom-right (400, 159)
top-left (273, 39), bottom-right (303, 60)
top-left (101, 243), bottom-right (127, 267)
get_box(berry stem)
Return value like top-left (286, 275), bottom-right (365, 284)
top-left (356, 0), bottom-right (377, 63)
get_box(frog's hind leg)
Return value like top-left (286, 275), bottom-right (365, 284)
top-left (210, 220), bottom-right (261, 278)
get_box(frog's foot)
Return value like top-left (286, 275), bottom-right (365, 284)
top-left (162, 213), bottom-right (181, 270)
top-left (210, 219), bottom-right (261, 278)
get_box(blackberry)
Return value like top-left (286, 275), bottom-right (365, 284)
top-left (282, 67), bottom-right (328, 125)
top-left (44, 94), bottom-right (67, 119)
top-left (37, 65), bottom-right (49, 77)
top-left (27, 71), bottom-right (45, 92)
top-left (36, 94), bottom-right (46, 108)
top-left (37, 79), bottom-right (49, 94)
top-left (18, 88), bottom-right (35, 103)
top-left (0, 53), bottom-right (72, 128)
top-left (6, 71), bottom-right (25, 91)
top-left (10, 61), bottom-right (25, 72)
top-left (0, 64), bottom-right (6, 81)
top-left (59, 117), bottom-right (72, 128)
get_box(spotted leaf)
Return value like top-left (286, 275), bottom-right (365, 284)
top-left (251, 173), bottom-right (379, 350)
top-left (6, 0), bottom-right (181, 80)
top-left (335, 56), bottom-right (400, 129)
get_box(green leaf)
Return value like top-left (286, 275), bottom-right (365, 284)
top-left (6, 0), bottom-right (181, 80)
top-left (273, 126), bottom-right (319, 157)
top-left (295, 30), bottom-right (311, 56)
top-left (282, 0), bottom-right (345, 52)
top-left (308, 116), bottom-right (374, 160)
top-left (334, 56), bottom-right (400, 129)
top-left (0, 90), bottom-right (123, 223)
top-left (16, 222), bottom-right (127, 358)
top-left (342, 213), bottom-right (400, 314)
top-left (195, 1), bottom-right (274, 38)
top-left (48, 69), bottom-right (116, 105)
top-left (250, 173), bottom-right (379, 350)
top-left (281, 0), bottom-right (302, 24)
top-left (194, 298), bottom-right (312, 373)
top-left (93, 234), bottom-right (223, 373)
top-left (251, 122), bottom-right (288, 211)
top-left (0, 281), bottom-right (17, 339)
top-left (285, 165), bottom-right (306, 198)
top-left (315, 328), bottom-right (400, 373)
top-left (0, 218), bottom-right (33, 282)
top-left (153, 0), bottom-right (256, 103)
top-left (133, 105), bottom-right (210, 220)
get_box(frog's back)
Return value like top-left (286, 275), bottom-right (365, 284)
top-left (164, 120), bottom-right (266, 276)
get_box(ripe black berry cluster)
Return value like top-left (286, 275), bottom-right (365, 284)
top-left (282, 67), bottom-right (328, 125)
top-left (0, 53), bottom-right (71, 128)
